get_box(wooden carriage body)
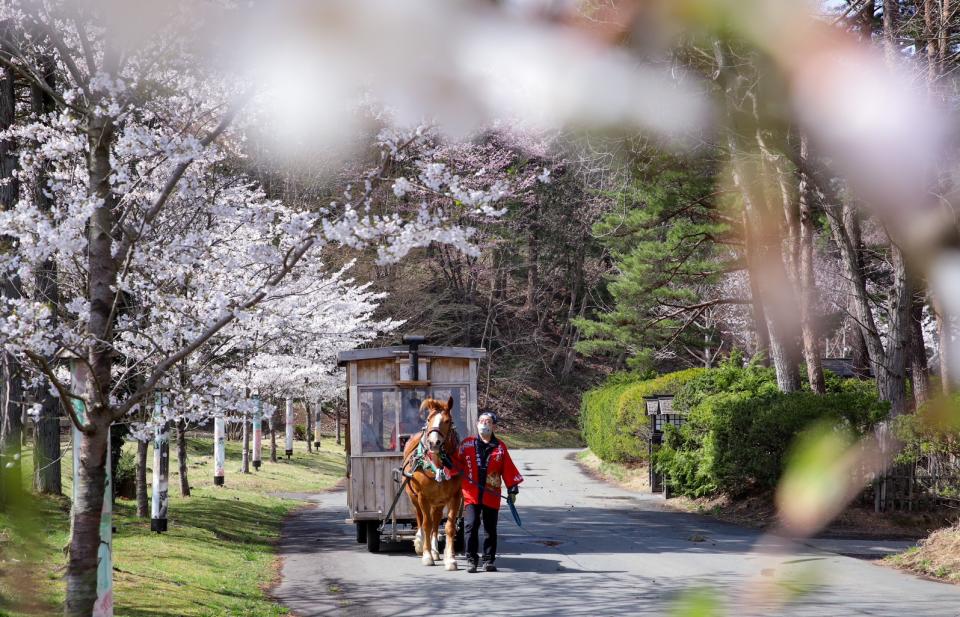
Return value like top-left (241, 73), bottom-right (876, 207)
top-left (337, 345), bottom-right (485, 531)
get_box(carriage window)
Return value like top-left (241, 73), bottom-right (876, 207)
top-left (430, 386), bottom-right (469, 437)
top-left (358, 389), bottom-right (400, 453)
top-left (399, 389), bottom-right (429, 435)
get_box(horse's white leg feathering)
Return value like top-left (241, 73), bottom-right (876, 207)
top-left (430, 528), bottom-right (441, 562)
top-left (444, 527), bottom-right (457, 571)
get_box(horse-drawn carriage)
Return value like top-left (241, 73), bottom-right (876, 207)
top-left (337, 337), bottom-right (485, 553)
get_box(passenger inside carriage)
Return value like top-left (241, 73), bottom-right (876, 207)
top-left (360, 402), bottom-right (385, 452)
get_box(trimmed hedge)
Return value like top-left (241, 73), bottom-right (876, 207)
top-left (657, 387), bottom-right (887, 497)
top-left (580, 368), bottom-right (705, 463)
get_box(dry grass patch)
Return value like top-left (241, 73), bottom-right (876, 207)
top-left (887, 523), bottom-right (960, 583)
top-left (574, 449), bottom-right (650, 493)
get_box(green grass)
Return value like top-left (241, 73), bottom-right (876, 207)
top-left (0, 434), bottom-right (345, 617)
top-left (498, 428), bottom-right (585, 449)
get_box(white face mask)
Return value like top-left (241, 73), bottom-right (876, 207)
top-left (477, 423), bottom-right (492, 438)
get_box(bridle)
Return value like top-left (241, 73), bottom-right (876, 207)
top-left (423, 407), bottom-right (458, 454)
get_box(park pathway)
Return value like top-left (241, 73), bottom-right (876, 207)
top-left (274, 449), bottom-right (960, 617)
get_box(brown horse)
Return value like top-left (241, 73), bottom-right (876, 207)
top-left (402, 396), bottom-right (462, 570)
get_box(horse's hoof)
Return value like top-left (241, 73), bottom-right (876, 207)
top-left (414, 538), bottom-right (423, 554)
top-left (445, 560), bottom-right (458, 571)
top-left (430, 551), bottom-right (440, 562)
top-left (421, 554), bottom-right (435, 566)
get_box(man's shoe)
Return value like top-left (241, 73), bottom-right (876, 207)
top-left (483, 562), bottom-right (497, 572)
top-left (466, 562), bottom-right (478, 573)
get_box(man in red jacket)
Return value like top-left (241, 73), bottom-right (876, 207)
top-left (455, 410), bottom-right (523, 572)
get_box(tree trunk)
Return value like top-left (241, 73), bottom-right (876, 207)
top-left (306, 402), bottom-right (313, 453)
top-left (941, 0), bottom-right (952, 74)
top-left (880, 242), bottom-right (911, 418)
top-left (269, 417), bottom-right (277, 463)
top-left (31, 48), bottom-right (61, 496)
top-left (849, 315), bottom-right (872, 379)
top-left (827, 202), bottom-right (911, 416)
top-left (34, 399), bottom-right (61, 495)
top-left (177, 418), bottom-right (190, 497)
top-left (242, 415), bottom-right (250, 474)
top-left (561, 293), bottom-right (588, 383)
top-left (933, 296), bottom-right (952, 394)
top-left (742, 210), bottom-right (772, 364)
top-left (65, 425), bottom-right (108, 617)
top-left (882, 0), bottom-right (899, 64)
top-left (731, 144), bottom-right (801, 391)
top-left (136, 439), bottom-right (148, 517)
top-left (336, 405), bottom-right (342, 445)
top-left (923, 0), bottom-right (939, 83)
top-left (0, 34), bottom-right (22, 507)
top-left (797, 136), bottom-right (826, 393)
top-left (522, 219), bottom-right (539, 314)
top-left (910, 290), bottom-right (931, 408)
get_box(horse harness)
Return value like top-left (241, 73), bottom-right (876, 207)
top-left (407, 423), bottom-right (459, 483)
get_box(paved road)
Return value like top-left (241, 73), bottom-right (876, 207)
top-left (274, 449), bottom-right (960, 617)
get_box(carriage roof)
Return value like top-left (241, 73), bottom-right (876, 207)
top-left (336, 345), bottom-right (486, 366)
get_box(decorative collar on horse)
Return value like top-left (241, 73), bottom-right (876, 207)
top-left (411, 397), bottom-right (460, 482)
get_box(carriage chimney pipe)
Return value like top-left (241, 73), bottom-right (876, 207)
top-left (402, 335), bottom-right (426, 380)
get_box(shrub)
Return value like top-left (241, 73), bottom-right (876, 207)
top-left (657, 387), bottom-right (888, 497)
top-left (294, 424), bottom-right (307, 441)
top-left (671, 351), bottom-right (777, 413)
top-left (580, 368), bottom-right (705, 463)
top-left (893, 395), bottom-right (960, 465)
top-left (114, 449), bottom-right (138, 499)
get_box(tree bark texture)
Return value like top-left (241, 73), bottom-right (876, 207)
top-left (933, 297), bottom-right (952, 395)
top-left (881, 242), bottom-right (911, 417)
top-left (910, 290), bottom-right (931, 408)
top-left (0, 36), bottom-right (23, 506)
top-left (30, 48), bottom-right (61, 495)
top-left (269, 417), bottom-right (277, 463)
top-left (65, 424), bottom-right (108, 617)
top-left (797, 137), bottom-right (826, 393)
top-left (741, 211), bottom-right (772, 364)
top-left (177, 418), bottom-right (190, 496)
top-left (136, 439), bottom-right (148, 517)
top-left (242, 415), bottom-right (250, 473)
top-left (730, 144), bottom-right (801, 391)
top-left (306, 402), bottom-right (313, 453)
top-left (33, 402), bottom-right (62, 495)
top-left (827, 203), bottom-right (911, 416)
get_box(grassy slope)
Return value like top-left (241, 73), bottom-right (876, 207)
top-left (0, 435), bottom-right (345, 617)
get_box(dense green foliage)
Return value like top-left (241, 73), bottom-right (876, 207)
top-left (893, 395), bottom-right (960, 465)
top-left (581, 355), bottom-right (889, 497)
top-left (580, 368), bottom-right (705, 462)
top-left (657, 365), bottom-right (888, 497)
top-left (574, 155), bottom-right (731, 371)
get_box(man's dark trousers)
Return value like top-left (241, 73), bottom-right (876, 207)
top-left (464, 503), bottom-right (499, 565)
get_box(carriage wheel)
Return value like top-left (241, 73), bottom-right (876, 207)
top-left (366, 521), bottom-right (381, 553)
top-left (356, 522), bottom-right (367, 544)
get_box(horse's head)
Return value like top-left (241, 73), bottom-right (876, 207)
top-left (421, 396), bottom-right (456, 453)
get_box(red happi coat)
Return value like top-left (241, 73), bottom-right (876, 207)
top-left (454, 435), bottom-right (523, 510)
